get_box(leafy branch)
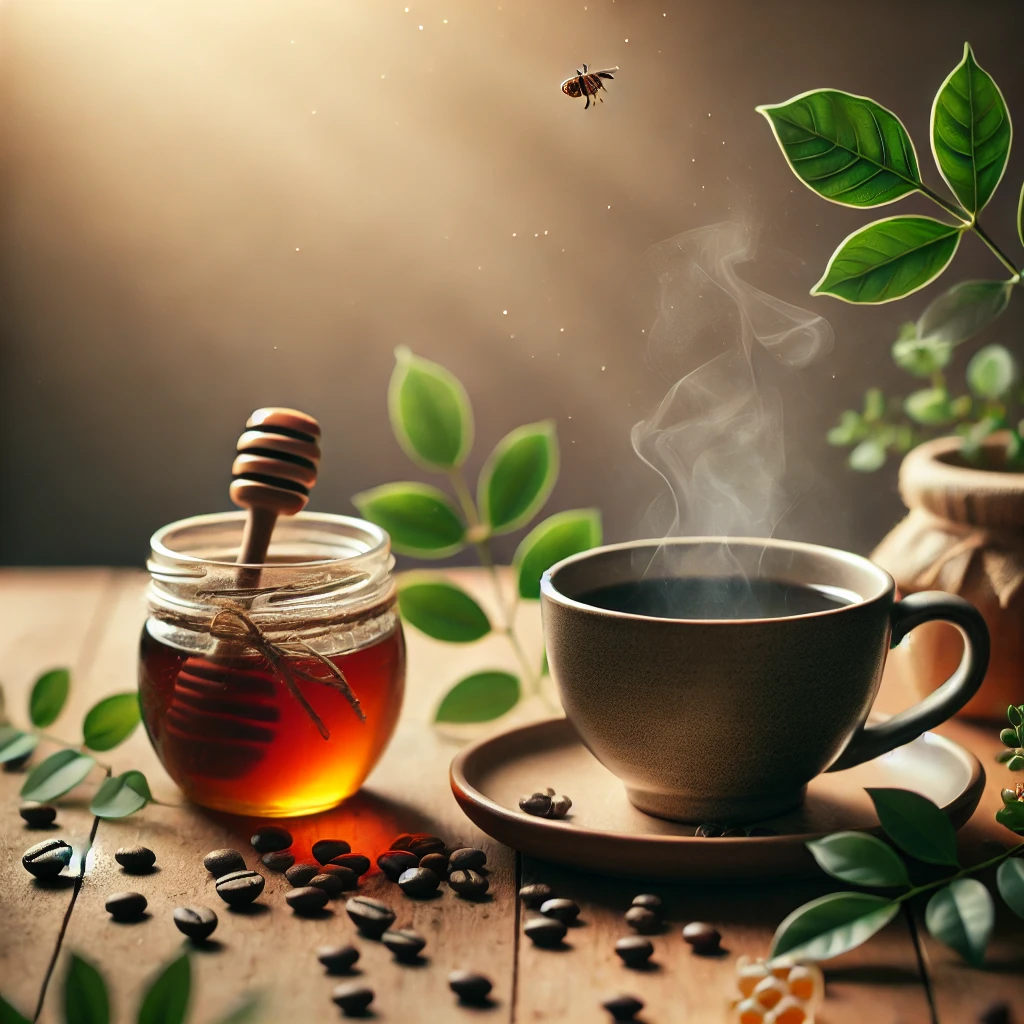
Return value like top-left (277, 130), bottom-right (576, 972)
top-left (353, 347), bottom-right (601, 724)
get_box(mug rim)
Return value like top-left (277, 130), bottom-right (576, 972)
top-left (540, 536), bottom-right (893, 624)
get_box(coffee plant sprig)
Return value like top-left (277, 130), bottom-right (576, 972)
top-left (759, 43), bottom-right (1024, 468)
top-left (0, 670), bottom-right (156, 818)
top-left (353, 347), bottom-right (601, 724)
top-left (771, 706), bottom-right (1024, 967)
top-left (0, 950), bottom-right (260, 1024)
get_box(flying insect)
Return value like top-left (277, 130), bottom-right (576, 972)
top-left (561, 64), bottom-right (618, 109)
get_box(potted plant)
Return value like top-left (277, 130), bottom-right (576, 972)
top-left (758, 43), bottom-right (1023, 717)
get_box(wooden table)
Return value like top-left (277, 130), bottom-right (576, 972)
top-left (1, 568), bottom-right (1022, 1023)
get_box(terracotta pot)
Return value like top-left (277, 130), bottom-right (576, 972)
top-left (872, 433), bottom-right (1024, 719)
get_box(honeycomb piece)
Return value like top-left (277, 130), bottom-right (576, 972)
top-left (786, 964), bottom-right (823, 1005)
top-left (753, 976), bottom-right (788, 1011)
top-left (767, 996), bottom-right (809, 1024)
top-left (735, 956), bottom-right (771, 998)
top-left (734, 997), bottom-right (768, 1024)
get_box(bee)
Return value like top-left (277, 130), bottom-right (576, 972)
top-left (561, 63), bottom-right (618, 109)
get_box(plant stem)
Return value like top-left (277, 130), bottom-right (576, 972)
top-left (31, 729), bottom-right (113, 771)
top-left (892, 841), bottom-right (1024, 907)
top-left (972, 221), bottom-right (1022, 280)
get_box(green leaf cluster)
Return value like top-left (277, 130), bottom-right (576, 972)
top-left (996, 704), bottom-right (1024, 832)
top-left (353, 349), bottom-right (601, 724)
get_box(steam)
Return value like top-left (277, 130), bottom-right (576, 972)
top-left (631, 221), bottom-right (832, 577)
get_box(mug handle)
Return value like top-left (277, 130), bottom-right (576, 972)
top-left (827, 591), bottom-right (990, 773)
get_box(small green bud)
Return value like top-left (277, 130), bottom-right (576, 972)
top-left (1003, 788), bottom-right (1019, 805)
top-left (996, 749), bottom-right (1016, 764)
top-left (1001, 728), bottom-right (1019, 747)
top-left (1008, 755), bottom-right (1024, 771)
top-left (1009, 705), bottom-right (1023, 727)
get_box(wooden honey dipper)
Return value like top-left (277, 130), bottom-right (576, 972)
top-left (164, 409), bottom-right (323, 780)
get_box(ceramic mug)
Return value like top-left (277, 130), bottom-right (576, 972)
top-left (540, 537), bottom-right (989, 823)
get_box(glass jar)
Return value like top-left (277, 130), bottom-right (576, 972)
top-left (140, 511), bottom-right (405, 817)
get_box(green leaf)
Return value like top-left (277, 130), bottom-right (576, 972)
top-left (82, 693), bottom-right (140, 752)
top-left (64, 953), bottom-right (109, 1024)
top-left (813, 217), bottom-right (962, 304)
top-left (771, 891), bottom-right (899, 962)
top-left (916, 280), bottom-right (1012, 347)
top-left (997, 857), bottom-right (1024, 918)
top-left (967, 344), bottom-right (1017, 400)
top-left (1010, 705), bottom-right (1023, 727)
top-left (996, 802), bottom-right (1024, 832)
top-left (827, 410), bottom-right (865, 446)
top-left (848, 439), bottom-right (887, 472)
top-left (892, 334), bottom-right (953, 377)
top-left (398, 577), bottom-right (490, 643)
top-left (387, 346), bottom-right (473, 470)
top-left (756, 90), bottom-right (921, 207)
top-left (0, 726), bottom-right (38, 764)
top-left (868, 788), bottom-right (960, 865)
top-left (478, 421), bottom-right (559, 534)
top-left (137, 953), bottom-right (190, 1024)
top-left (1008, 756), bottom-right (1024, 771)
top-left (931, 43), bottom-right (1012, 215)
top-left (0, 995), bottom-right (31, 1024)
top-left (213, 994), bottom-right (262, 1024)
top-left (807, 831), bottom-right (910, 888)
top-left (925, 878), bottom-right (994, 966)
top-left (999, 728), bottom-right (1017, 746)
top-left (20, 749), bottom-right (96, 802)
top-left (904, 388), bottom-right (954, 426)
top-left (352, 483), bottom-right (466, 558)
top-left (514, 509), bottom-right (602, 600)
top-left (1018, 180), bottom-right (1023, 248)
top-left (30, 668), bottom-right (70, 728)
top-left (863, 388), bottom-right (886, 422)
top-left (435, 671), bottom-right (520, 723)
top-left (90, 770), bottom-right (153, 819)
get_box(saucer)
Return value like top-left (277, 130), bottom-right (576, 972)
top-left (449, 717), bottom-right (985, 879)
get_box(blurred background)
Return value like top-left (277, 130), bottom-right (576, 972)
top-left (1, 0), bottom-right (1022, 567)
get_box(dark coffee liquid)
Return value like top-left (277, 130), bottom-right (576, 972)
top-left (576, 576), bottom-right (856, 620)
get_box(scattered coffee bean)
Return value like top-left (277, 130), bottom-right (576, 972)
top-left (382, 927), bottom-right (426, 963)
top-left (519, 792), bottom-right (553, 816)
top-left (115, 846), bottom-right (156, 873)
top-left (19, 802), bottom-right (56, 828)
top-left (346, 895), bottom-right (395, 938)
top-left (22, 838), bottom-right (72, 879)
top-left (695, 823), bottom-right (725, 838)
top-left (312, 839), bottom-right (351, 864)
top-left (377, 849), bottom-right (418, 880)
top-left (418, 852), bottom-right (448, 877)
top-left (624, 906), bottom-right (660, 935)
top-left (448, 970), bottom-right (492, 1004)
top-left (448, 869), bottom-right (489, 900)
top-left (105, 891), bottom-right (147, 922)
top-left (286, 885), bottom-right (330, 915)
top-left (285, 862), bottom-right (320, 887)
top-left (746, 826), bottom-right (779, 837)
top-left (317, 864), bottom-right (359, 892)
top-left (602, 994), bottom-right (644, 1021)
top-left (615, 936), bottom-right (654, 967)
top-left (519, 883), bottom-right (554, 909)
top-left (548, 794), bottom-right (572, 819)
top-left (203, 849), bottom-right (247, 877)
top-left (318, 944), bottom-right (360, 974)
top-left (722, 827), bottom-right (746, 837)
top-left (308, 872), bottom-right (347, 899)
top-left (540, 898), bottom-right (580, 923)
top-left (329, 853), bottom-right (371, 877)
top-left (331, 982), bottom-right (374, 1016)
top-left (448, 847), bottom-right (486, 872)
top-left (631, 894), bottom-right (662, 915)
top-left (215, 869), bottom-right (265, 907)
top-left (979, 1003), bottom-right (1012, 1024)
top-left (682, 921), bottom-right (721, 954)
top-left (391, 832), bottom-right (446, 858)
top-left (250, 826), bottom-right (292, 853)
top-left (398, 867), bottom-right (440, 898)
top-left (525, 915), bottom-right (567, 947)
top-left (262, 850), bottom-right (294, 872)
top-left (173, 905), bottom-right (218, 941)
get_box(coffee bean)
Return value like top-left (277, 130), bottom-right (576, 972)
top-left (695, 823), bottom-right (725, 838)
top-left (345, 895), bottom-right (395, 938)
top-left (980, 1002), bottom-right (1012, 1024)
top-left (318, 944), bottom-right (360, 974)
top-left (286, 885), bottom-right (330, 915)
top-left (682, 921), bottom-right (721, 954)
top-left (262, 850), bottom-right (294, 872)
top-left (615, 936), bottom-right (654, 967)
top-left (332, 982), bottom-right (374, 1016)
top-left (398, 867), bottom-right (439, 898)
top-left (105, 891), bottom-right (147, 922)
top-left (215, 869), bottom-right (265, 906)
top-left (746, 826), bottom-right (779, 837)
top-left (115, 846), bottom-right (156, 873)
top-left (519, 883), bottom-right (553, 909)
top-left (548, 794), bottom-right (572, 819)
top-left (448, 869), bottom-right (489, 900)
top-left (448, 970), bottom-right (492, 1004)
top-left (305, 873), bottom-right (341, 898)
top-left (377, 849), bottom-right (418, 880)
top-left (631, 894), bottom-right (662, 915)
top-left (203, 849), bottom-right (247, 877)
top-left (448, 847), bottom-right (486, 872)
top-left (250, 826), bottom-right (292, 853)
top-left (722, 827), bottom-right (746, 837)
top-left (391, 832), bottom-right (446, 858)
top-left (22, 838), bottom-right (72, 879)
top-left (329, 853), bottom-right (371, 877)
top-left (602, 994), bottom-right (644, 1021)
top-left (312, 839), bottom-right (351, 864)
top-left (19, 802), bottom-right (56, 828)
top-left (540, 898), bottom-right (580, 923)
top-left (418, 852), bottom-right (448, 877)
top-left (285, 862), bottom-right (320, 887)
top-left (519, 792), bottom-right (552, 816)
top-left (524, 915), bottom-right (567, 947)
top-left (624, 906), bottom-right (660, 935)
top-left (173, 905), bottom-right (218, 941)
top-left (382, 928), bottom-right (426, 963)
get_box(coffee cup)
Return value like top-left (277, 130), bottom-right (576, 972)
top-left (540, 537), bottom-right (989, 822)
